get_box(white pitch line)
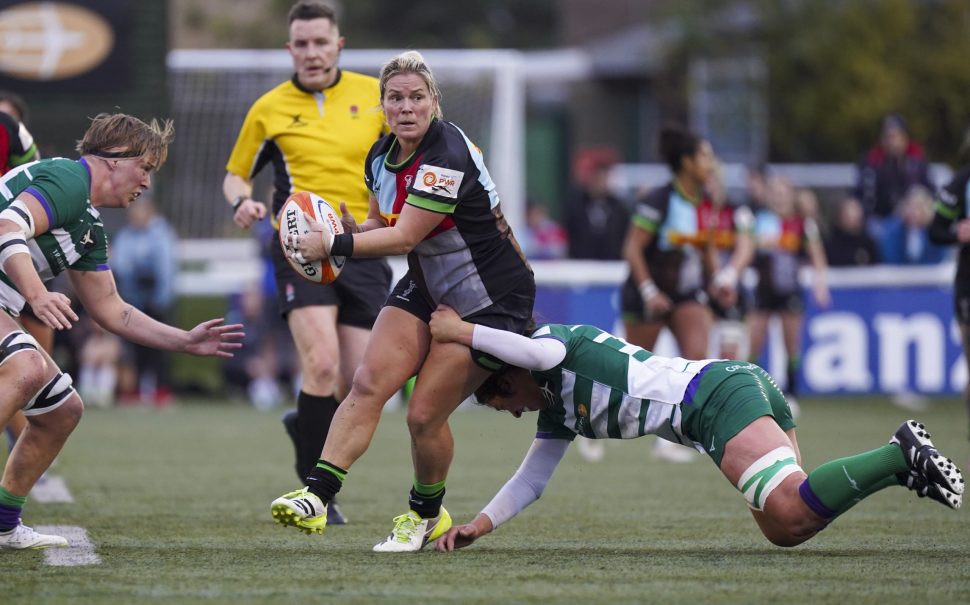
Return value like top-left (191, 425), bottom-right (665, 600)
top-left (29, 475), bottom-right (74, 503)
top-left (36, 525), bottom-right (100, 566)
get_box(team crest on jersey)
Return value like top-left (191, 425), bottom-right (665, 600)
top-left (539, 381), bottom-right (556, 407)
top-left (404, 174), bottom-right (413, 188)
top-left (414, 164), bottom-right (463, 199)
top-left (577, 403), bottom-right (588, 417)
top-left (78, 229), bottom-right (94, 249)
top-left (349, 105), bottom-right (359, 119)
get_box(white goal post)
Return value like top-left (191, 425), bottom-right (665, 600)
top-left (166, 48), bottom-right (532, 238)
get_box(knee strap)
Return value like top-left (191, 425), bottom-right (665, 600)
top-left (0, 330), bottom-right (39, 366)
top-left (737, 446), bottom-right (802, 511)
top-left (22, 372), bottom-right (75, 416)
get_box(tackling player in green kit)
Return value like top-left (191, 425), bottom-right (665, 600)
top-left (0, 113), bottom-right (243, 550)
top-left (426, 305), bottom-right (964, 551)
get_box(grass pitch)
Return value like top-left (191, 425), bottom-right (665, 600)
top-left (2, 397), bottom-right (968, 604)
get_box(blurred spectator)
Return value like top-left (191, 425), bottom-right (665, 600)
top-left (880, 185), bottom-right (947, 265)
top-left (855, 114), bottom-right (933, 238)
top-left (223, 283), bottom-right (285, 410)
top-left (749, 175), bottom-right (830, 405)
top-left (110, 195), bottom-right (178, 405)
top-left (564, 147), bottom-right (629, 259)
top-left (702, 163), bottom-right (755, 360)
top-left (744, 163), bottom-right (770, 210)
top-left (521, 200), bottom-right (568, 260)
top-left (0, 90), bottom-right (29, 124)
top-left (621, 124), bottom-right (717, 463)
top-left (76, 318), bottom-right (122, 408)
top-left (928, 126), bottom-right (970, 460)
top-left (825, 196), bottom-right (879, 266)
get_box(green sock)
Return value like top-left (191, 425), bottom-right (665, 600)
top-left (806, 444), bottom-right (908, 516)
top-left (0, 486), bottom-right (26, 507)
top-left (409, 478), bottom-right (446, 518)
top-left (413, 478), bottom-right (446, 498)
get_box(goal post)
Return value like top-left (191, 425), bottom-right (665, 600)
top-left (166, 48), bottom-right (526, 238)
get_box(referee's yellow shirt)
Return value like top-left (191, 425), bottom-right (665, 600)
top-left (226, 71), bottom-right (386, 224)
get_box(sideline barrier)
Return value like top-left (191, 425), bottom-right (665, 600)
top-left (526, 261), bottom-right (964, 397)
top-left (176, 244), bottom-right (963, 396)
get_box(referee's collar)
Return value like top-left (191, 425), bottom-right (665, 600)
top-left (291, 70), bottom-right (342, 94)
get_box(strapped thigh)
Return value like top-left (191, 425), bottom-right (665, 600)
top-left (736, 445), bottom-right (802, 511)
top-left (22, 371), bottom-right (76, 416)
top-left (0, 329), bottom-right (39, 366)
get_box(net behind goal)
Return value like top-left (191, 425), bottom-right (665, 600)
top-left (166, 49), bottom-right (525, 238)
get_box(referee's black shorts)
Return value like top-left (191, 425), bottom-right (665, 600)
top-left (270, 240), bottom-right (392, 329)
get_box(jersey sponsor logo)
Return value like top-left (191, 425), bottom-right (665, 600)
top-left (414, 165), bottom-right (463, 199)
top-left (0, 3), bottom-right (113, 81)
top-left (287, 114), bottom-right (308, 128)
top-left (725, 363), bottom-right (757, 372)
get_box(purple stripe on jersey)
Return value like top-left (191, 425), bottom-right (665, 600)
top-left (536, 431), bottom-right (555, 439)
top-left (682, 363), bottom-right (713, 406)
top-left (96, 264), bottom-right (110, 271)
top-left (24, 186), bottom-right (54, 226)
top-left (798, 479), bottom-right (837, 519)
top-left (78, 157), bottom-right (92, 178)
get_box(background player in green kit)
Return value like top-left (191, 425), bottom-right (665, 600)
top-left (0, 113), bottom-right (244, 550)
top-left (426, 305), bottom-right (964, 551)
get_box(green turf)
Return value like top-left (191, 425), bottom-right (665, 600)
top-left (2, 398), bottom-right (968, 604)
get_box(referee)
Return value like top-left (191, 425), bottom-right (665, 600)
top-left (223, 1), bottom-right (390, 524)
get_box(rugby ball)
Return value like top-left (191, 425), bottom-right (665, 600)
top-left (278, 191), bottom-right (346, 284)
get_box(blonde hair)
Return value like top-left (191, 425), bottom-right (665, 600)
top-left (379, 50), bottom-right (443, 119)
top-left (76, 113), bottom-right (175, 168)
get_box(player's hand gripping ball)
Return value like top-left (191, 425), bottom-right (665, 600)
top-left (278, 191), bottom-right (346, 284)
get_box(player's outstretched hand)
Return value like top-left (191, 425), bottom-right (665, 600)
top-left (434, 523), bottom-right (482, 552)
top-left (183, 318), bottom-right (245, 358)
top-left (29, 290), bottom-right (79, 330)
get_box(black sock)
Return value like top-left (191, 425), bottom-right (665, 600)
top-left (296, 392), bottom-right (339, 479)
top-left (306, 460), bottom-right (347, 503)
top-left (409, 486), bottom-right (445, 519)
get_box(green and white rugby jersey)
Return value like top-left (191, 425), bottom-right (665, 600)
top-left (0, 158), bottom-right (108, 314)
top-left (532, 324), bottom-right (716, 446)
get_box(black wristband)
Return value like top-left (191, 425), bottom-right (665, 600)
top-left (330, 233), bottom-right (354, 258)
top-left (231, 195), bottom-right (249, 213)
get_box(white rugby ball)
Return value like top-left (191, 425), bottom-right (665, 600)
top-left (278, 191), bottom-right (346, 284)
